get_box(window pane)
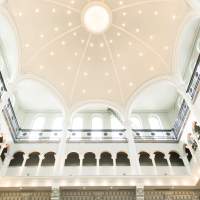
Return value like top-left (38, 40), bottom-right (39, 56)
top-left (72, 117), bottom-right (83, 129)
top-left (92, 117), bottom-right (103, 129)
top-left (131, 117), bottom-right (142, 129)
top-left (111, 116), bottom-right (123, 129)
top-left (149, 116), bottom-right (162, 129)
top-left (33, 117), bottom-right (45, 129)
top-left (92, 117), bottom-right (102, 139)
top-left (52, 117), bottom-right (63, 129)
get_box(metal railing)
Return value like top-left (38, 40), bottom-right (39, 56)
top-left (132, 129), bottom-right (176, 143)
top-left (186, 54), bottom-right (200, 101)
top-left (0, 53), bottom-right (199, 143)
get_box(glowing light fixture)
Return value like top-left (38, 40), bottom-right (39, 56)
top-left (82, 2), bottom-right (112, 34)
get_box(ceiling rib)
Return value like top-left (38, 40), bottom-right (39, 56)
top-left (103, 33), bottom-right (125, 104)
top-left (43, 0), bottom-right (80, 13)
top-left (69, 33), bottom-right (92, 104)
top-left (112, 0), bottom-right (173, 12)
top-left (112, 24), bottom-right (168, 67)
top-left (25, 25), bottom-right (82, 66)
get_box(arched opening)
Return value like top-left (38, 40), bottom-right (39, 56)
top-left (41, 152), bottom-right (55, 166)
top-left (139, 152), bottom-right (153, 166)
top-left (184, 144), bottom-right (192, 162)
top-left (0, 133), bottom-right (3, 143)
top-left (110, 116), bottom-right (123, 129)
top-left (32, 116), bottom-right (45, 130)
top-left (65, 152), bottom-right (80, 166)
top-left (82, 152), bottom-right (96, 166)
top-left (9, 152), bottom-right (24, 166)
top-left (25, 152), bottom-right (40, 166)
top-left (72, 117), bottom-right (83, 129)
top-left (128, 80), bottom-right (180, 131)
top-left (0, 145), bottom-right (8, 162)
top-left (169, 151), bottom-right (184, 166)
top-left (92, 116), bottom-right (103, 129)
top-left (116, 152), bottom-right (130, 166)
top-left (52, 117), bottom-right (63, 130)
top-left (131, 116), bottom-right (142, 129)
top-left (99, 152), bottom-right (113, 166)
top-left (154, 152), bottom-right (168, 166)
top-left (13, 79), bottom-right (65, 132)
top-left (148, 115), bottom-right (162, 129)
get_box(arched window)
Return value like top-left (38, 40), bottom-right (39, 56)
top-left (148, 115), bottom-right (162, 129)
top-left (25, 152), bottom-right (40, 166)
top-left (131, 116), bottom-right (142, 129)
top-left (169, 152), bottom-right (184, 166)
top-left (52, 117), bottom-right (63, 129)
top-left (92, 116), bottom-right (103, 129)
top-left (99, 152), bottom-right (113, 166)
top-left (116, 152), bottom-right (130, 166)
top-left (92, 116), bottom-right (103, 139)
top-left (154, 152), bottom-right (168, 166)
top-left (32, 116), bottom-right (45, 130)
top-left (65, 152), bottom-right (80, 166)
top-left (9, 152), bottom-right (24, 167)
top-left (41, 152), bottom-right (55, 166)
top-left (111, 116), bottom-right (123, 129)
top-left (139, 152), bottom-right (153, 166)
top-left (72, 117), bottom-right (83, 129)
top-left (82, 152), bottom-right (96, 166)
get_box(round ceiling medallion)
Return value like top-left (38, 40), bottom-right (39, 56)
top-left (82, 2), bottom-right (112, 34)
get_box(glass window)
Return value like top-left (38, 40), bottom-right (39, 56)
top-left (148, 115), bottom-right (162, 129)
top-left (72, 117), bottom-right (83, 129)
top-left (92, 116), bottom-right (103, 129)
top-left (52, 117), bottom-right (63, 129)
top-left (131, 116), bottom-right (142, 129)
top-left (32, 116), bottom-right (45, 129)
top-left (111, 116), bottom-right (123, 129)
top-left (92, 116), bottom-right (103, 139)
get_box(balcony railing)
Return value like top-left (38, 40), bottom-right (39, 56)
top-left (132, 129), bottom-right (176, 142)
top-left (0, 54), bottom-right (199, 143)
top-left (186, 54), bottom-right (200, 101)
top-left (173, 100), bottom-right (190, 140)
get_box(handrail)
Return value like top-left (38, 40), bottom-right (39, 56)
top-left (186, 54), bottom-right (200, 101)
top-left (0, 50), bottom-right (199, 143)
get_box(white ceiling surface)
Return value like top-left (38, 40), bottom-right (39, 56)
top-left (131, 81), bottom-right (178, 111)
top-left (7, 0), bottom-right (191, 109)
top-left (15, 80), bottom-right (63, 112)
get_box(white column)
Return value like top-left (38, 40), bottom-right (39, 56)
top-left (19, 153), bottom-right (29, 176)
top-left (36, 153), bottom-right (45, 176)
top-left (165, 154), bottom-right (174, 175)
top-left (150, 153), bottom-right (157, 175)
top-left (181, 155), bottom-right (192, 175)
top-left (0, 153), bottom-right (12, 176)
top-left (96, 154), bottom-right (100, 175)
top-left (124, 120), bottom-right (140, 175)
top-left (54, 120), bottom-right (70, 176)
top-left (136, 186), bottom-right (144, 200)
top-left (79, 155), bottom-right (84, 175)
top-left (112, 154), bottom-right (117, 175)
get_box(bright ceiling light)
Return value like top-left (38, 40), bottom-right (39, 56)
top-left (82, 2), bottom-right (112, 34)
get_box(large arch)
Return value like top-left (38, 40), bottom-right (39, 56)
top-left (0, 6), bottom-right (20, 81)
top-left (70, 100), bottom-right (125, 122)
top-left (126, 76), bottom-right (176, 118)
top-left (173, 12), bottom-right (200, 81)
top-left (11, 75), bottom-right (68, 129)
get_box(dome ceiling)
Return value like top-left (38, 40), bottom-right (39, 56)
top-left (7, 0), bottom-right (190, 108)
